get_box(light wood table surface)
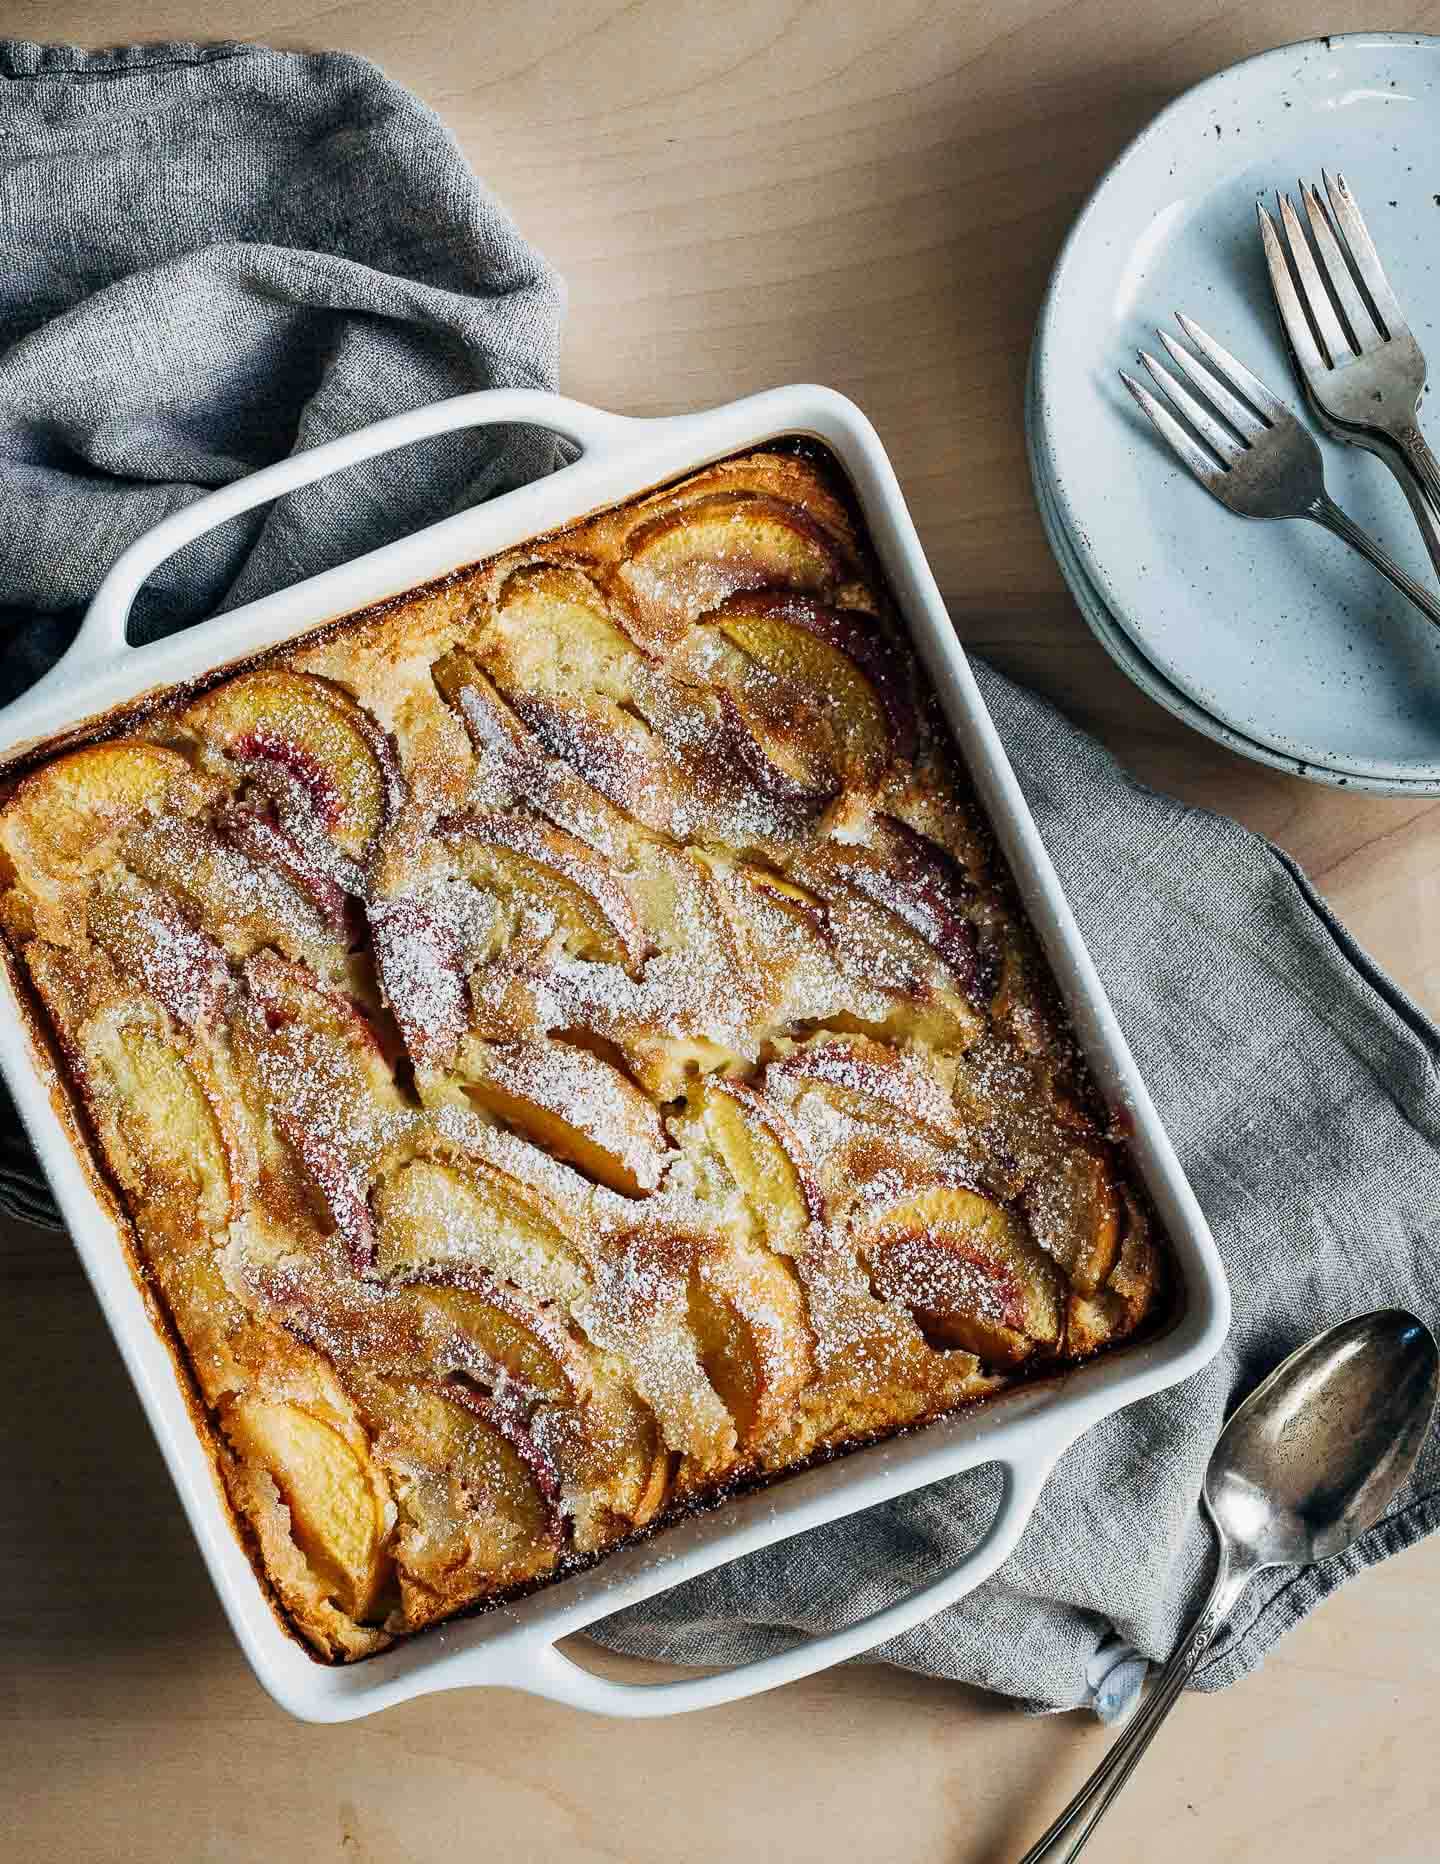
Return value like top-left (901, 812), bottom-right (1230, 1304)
top-left (5, 3), bottom-right (1440, 1859)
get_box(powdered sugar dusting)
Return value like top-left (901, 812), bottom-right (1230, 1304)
top-left (1, 448), bottom-right (1164, 1657)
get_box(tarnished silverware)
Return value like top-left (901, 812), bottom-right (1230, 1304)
top-left (1259, 171), bottom-right (1440, 579)
top-left (1018, 1309), bottom-right (1439, 1863)
top-left (1120, 313), bottom-right (1440, 630)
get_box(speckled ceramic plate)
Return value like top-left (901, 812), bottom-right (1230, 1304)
top-left (1026, 355), bottom-right (1440, 793)
top-left (1034, 32), bottom-right (1440, 784)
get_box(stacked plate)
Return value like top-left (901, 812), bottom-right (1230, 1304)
top-left (1028, 32), bottom-right (1440, 794)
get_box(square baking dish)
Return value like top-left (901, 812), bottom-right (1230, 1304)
top-left (0, 385), bottom-right (1229, 1721)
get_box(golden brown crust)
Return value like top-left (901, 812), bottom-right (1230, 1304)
top-left (0, 444), bottom-right (1172, 1661)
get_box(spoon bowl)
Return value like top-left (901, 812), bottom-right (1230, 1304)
top-left (1205, 1308), bottom-right (1440, 1572)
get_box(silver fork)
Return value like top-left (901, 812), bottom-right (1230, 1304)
top-left (1258, 172), bottom-right (1440, 578)
top-left (1119, 313), bottom-right (1440, 630)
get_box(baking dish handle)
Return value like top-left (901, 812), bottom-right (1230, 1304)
top-left (508, 1436), bottom-right (1065, 1719)
top-left (20, 390), bottom-right (651, 705)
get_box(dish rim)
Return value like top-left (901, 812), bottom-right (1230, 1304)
top-left (0, 383), bottom-right (1229, 1721)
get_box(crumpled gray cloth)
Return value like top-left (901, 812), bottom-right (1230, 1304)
top-left (4, 39), bottom-right (1437, 1720)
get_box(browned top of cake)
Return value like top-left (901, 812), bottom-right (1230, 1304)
top-left (0, 446), bottom-right (1164, 1661)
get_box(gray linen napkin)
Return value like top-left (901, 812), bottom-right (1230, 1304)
top-left (3, 39), bottom-right (1437, 1719)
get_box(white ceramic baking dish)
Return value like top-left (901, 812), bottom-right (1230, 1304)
top-left (0, 385), bottom-right (1229, 1723)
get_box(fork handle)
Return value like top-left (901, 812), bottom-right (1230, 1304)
top-left (1390, 423), bottom-right (1440, 533)
top-left (1307, 493), bottom-right (1440, 630)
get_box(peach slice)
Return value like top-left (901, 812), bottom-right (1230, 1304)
top-left (454, 1037), bottom-right (669, 1198)
top-left (428, 1379), bottom-right (566, 1549)
top-left (121, 814), bottom-right (348, 983)
top-left (241, 951), bottom-right (391, 1060)
top-left (182, 669), bottom-right (400, 862)
top-left (277, 1114), bottom-right (379, 1273)
top-left (369, 892), bottom-right (470, 1069)
top-left (87, 874), bottom-right (231, 1031)
top-left (578, 1226), bottom-right (738, 1475)
top-left (507, 688), bottom-right (675, 832)
top-left (764, 1036), bottom-right (966, 1147)
top-left (792, 819), bottom-right (990, 1006)
top-left (860, 1185), bottom-right (1063, 1368)
top-left (237, 955), bottom-right (401, 1265)
top-left (492, 562), bottom-right (645, 690)
top-left (214, 801), bottom-right (356, 938)
top-left (0, 740), bottom-right (210, 909)
top-left (433, 648), bottom-right (638, 857)
top-left (414, 1278), bottom-right (595, 1411)
top-left (711, 594), bottom-right (916, 787)
top-left (373, 1149), bottom-right (588, 1304)
top-left (1024, 1139), bottom-right (1122, 1296)
top-left (618, 494), bottom-right (843, 642)
top-left (691, 1077), bottom-right (824, 1249)
top-left (224, 1397), bottom-right (390, 1619)
top-left (706, 687), bottom-right (839, 818)
top-left (733, 862), bottom-right (832, 945)
top-left (438, 809), bottom-right (646, 970)
top-left (688, 1245), bottom-right (812, 1451)
top-left (1065, 1188), bottom-right (1161, 1356)
top-left (84, 1017), bottom-right (237, 1235)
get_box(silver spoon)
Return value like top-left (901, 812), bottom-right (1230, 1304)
top-left (1019, 1308), bottom-right (1439, 1863)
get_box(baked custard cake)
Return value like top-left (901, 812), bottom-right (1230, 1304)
top-left (0, 445), bottom-right (1168, 1660)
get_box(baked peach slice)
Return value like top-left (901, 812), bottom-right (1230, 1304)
top-left (87, 873), bottom-right (231, 1032)
top-left (415, 1278), bottom-right (596, 1410)
top-left (1024, 1138), bottom-right (1122, 1296)
top-left (764, 1036), bottom-right (966, 1148)
top-left (369, 891), bottom-right (471, 1069)
top-left (690, 1076), bottom-right (824, 1250)
top-left (372, 1145), bottom-right (588, 1304)
top-left (236, 954), bottom-right (402, 1268)
top-left (711, 593), bottom-right (916, 788)
top-left (182, 669), bottom-right (400, 864)
top-left (791, 817), bottom-right (990, 1006)
top-left (578, 1228), bottom-right (738, 1476)
top-left (1065, 1188), bottom-right (1161, 1357)
top-left (732, 862), bottom-right (832, 946)
top-left (454, 1036), bottom-right (669, 1198)
top-left (433, 648), bottom-right (640, 858)
top-left (213, 801), bottom-right (356, 939)
top-left (0, 740), bottom-right (210, 910)
top-left (617, 493), bottom-right (843, 643)
top-left (119, 814), bottom-right (348, 983)
top-left (860, 1185), bottom-right (1063, 1368)
top-left (688, 1245), bottom-right (813, 1453)
top-left (408, 1377), bottom-right (566, 1553)
top-left (75, 1010), bottom-right (238, 1238)
top-left (491, 562), bottom-right (644, 692)
top-left (438, 808), bottom-right (646, 970)
top-left (408, 1277), bottom-right (667, 1541)
top-left (223, 1396), bottom-right (392, 1619)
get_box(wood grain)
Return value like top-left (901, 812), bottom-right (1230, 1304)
top-left (5, 3), bottom-right (1440, 1859)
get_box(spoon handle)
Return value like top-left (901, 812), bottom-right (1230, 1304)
top-left (1016, 1550), bottom-right (1255, 1863)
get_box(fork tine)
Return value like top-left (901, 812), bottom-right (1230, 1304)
top-left (1277, 190), bottom-right (1351, 367)
top-left (1300, 179), bottom-right (1383, 354)
top-left (1322, 170), bottom-right (1405, 336)
top-left (1173, 313), bottom-right (1289, 424)
top-left (1157, 329), bottom-right (1266, 441)
top-left (1137, 348), bottom-right (1246, 462)
top-left (1258, 201), bottom-right (1327, 378)
top-left (1119, 370), bottom-right (1224, 486)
